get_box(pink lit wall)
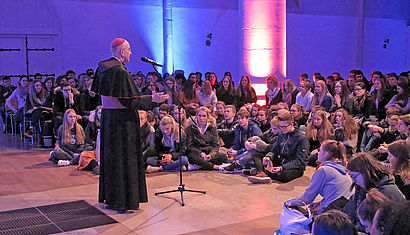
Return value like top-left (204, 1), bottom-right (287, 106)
top-left (240, 0), bottom-right (286, 105)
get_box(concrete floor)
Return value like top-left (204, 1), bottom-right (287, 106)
top-left (0, 132), bottom-right (317, 234)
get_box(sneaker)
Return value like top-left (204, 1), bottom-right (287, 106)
top-left (145, 165), bottom-right (160, 173)
top-left (222, 162), bottom-right (243, 173)
top-left (188, 164), bottom-right (200, 171)
top-left (242, 168), bottom-right (258, 176)
top-left (49, 151), bottom-right (54, 161)
top-left (92, 166), bottom-right (100, 175)
top-left (57, 160), bottom-right (71, 167)
top-left (248, 173), bottom-right (272, 184)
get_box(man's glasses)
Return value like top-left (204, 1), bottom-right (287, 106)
top-left (278, 123), bottom-right (291, 129)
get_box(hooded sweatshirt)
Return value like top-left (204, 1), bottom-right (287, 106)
top-left (297, 161), bottom-right (354, 213)
top-left (6, 85), bottom-right (29, 111)
top-left (232, 119), bottom-right (262, 154)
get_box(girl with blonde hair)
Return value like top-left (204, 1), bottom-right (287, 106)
top-left (145, 115), bottom-right (189, 173)
top-left (198, 80), bottom-right (217, 107)
top-left (265, 75), bottom-right (282, 106)
top-left (185, 107), bottom-right (226, 170)
top-left (306, 110), bottom-right (335, 166)
top-left (50, 109), bottom-right (86, 166)
top-left (312, 80), bottom-right (333, 112)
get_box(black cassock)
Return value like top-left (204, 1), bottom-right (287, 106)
top-left (92, 57), bottom-right (152, 210)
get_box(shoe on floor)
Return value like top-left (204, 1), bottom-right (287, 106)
top-left (49, 151), bottom-right (54, 161)
top-left (248, 173), bottom-right (272, 184)
top-left (188, 164), bottom-right (200, 171)
top-left (145, 165), bottom-right (160, 173)
top-left (57, 160), bottom-right (71, 167)
top-left (242, 168), bottom-right (258, 176)
top-left (92, 165), bottom-right (100, 175)
top-left (222, 162), bottom-right (242, 173)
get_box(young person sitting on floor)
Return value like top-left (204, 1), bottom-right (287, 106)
top-left (185, 107), bottom-right (226, 170)
top-left (50, 109), bottom-right (89, 166)
top-left (222, 108), bottom-right (262, 172)
top-left (285, 140), bottom-right (354, 214)
top-left (77, 106), bottom-right (102, 174)
top-left (217, 104), bottom-right (238, 149)
top-left (342, 152), bottom-right (405, 233)
top-left (312, 210), bottom-right (357, 235)
top-left (356, 188), bottom-right (392, 234)
top-left (244, 116), bottom-right (281, 176)
top-left (306, 110), bottom-right (335, 167)
top-left (144, 115), bottom-right (189, 173)
top-left (384, 140), bottom-right (410, 199)
top-left (248, 110), bottom-right (309, 183)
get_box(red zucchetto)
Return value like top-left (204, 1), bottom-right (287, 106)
top-left (111, 38), bottom-right (126, 48)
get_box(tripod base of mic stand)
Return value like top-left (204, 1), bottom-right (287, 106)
top-left (155, 184), bottom-right (206, 206)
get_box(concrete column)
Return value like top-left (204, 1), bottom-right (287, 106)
top-left (239, 0), bottom-right (286, 83)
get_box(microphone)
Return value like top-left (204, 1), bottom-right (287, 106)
top-left (141, 57), bottom-right (163, 67)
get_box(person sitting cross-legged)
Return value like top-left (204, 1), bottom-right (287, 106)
top-left (217, 105), bottom-right (238, 149)
top-left (185, 107), bottom-right (226, 170)
top-left (144, 115), bottom-right (189, 173)
top-left (248, 110), bottom-right (309, 183)
top-left (50, 109), bottom-right (90, 166)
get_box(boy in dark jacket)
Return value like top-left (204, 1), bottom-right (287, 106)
top-left (248, 110), bottom-right (309, 183)
top-left (217, 105), bottom-right (238, 148)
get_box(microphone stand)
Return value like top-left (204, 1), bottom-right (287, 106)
top-left (152, 65), bottom-right (206, 206)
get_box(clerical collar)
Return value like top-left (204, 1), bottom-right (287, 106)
top-left (113, 56), bottom-right (124, 65)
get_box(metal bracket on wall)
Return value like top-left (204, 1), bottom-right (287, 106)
top-left (25, 36), bottom-right (55, 76)
top-left (0, 37), bottom-right (55, 78)
top-left (0, 73), bottom-right (56, 78)
top-left (0, 48), bottom-right (21, 51)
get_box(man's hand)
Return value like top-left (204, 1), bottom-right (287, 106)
top-left (378, 146), bottom-right (388, 153)
top-left (227, 149), bottom-right (237, 157)
top-left (200, 152), bottom-right (211, 160)
top-left (160, 154), bottom-right (173, 165)
top-left (152, 92), bottom-right (170, 103)
top-left (68, 91), bottom-right (74, 104)
top-left (262, 156), bottom-right (271, 165)
top-left (310, 149), bottom-right (319, 156)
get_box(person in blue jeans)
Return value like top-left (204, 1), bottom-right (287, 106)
top-left (223, 108), bottom-right (262, 172)
top-left (144, 115), bottom-right (188, 173)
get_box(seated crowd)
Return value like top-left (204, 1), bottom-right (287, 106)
top-left (1, 69), bottom-right (409, 233)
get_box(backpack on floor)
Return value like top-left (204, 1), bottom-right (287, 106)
top-left (41, 121), bottom-right (54, 148)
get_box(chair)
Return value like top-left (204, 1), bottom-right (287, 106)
top-left (4, 106), bottom-right (16, 136)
